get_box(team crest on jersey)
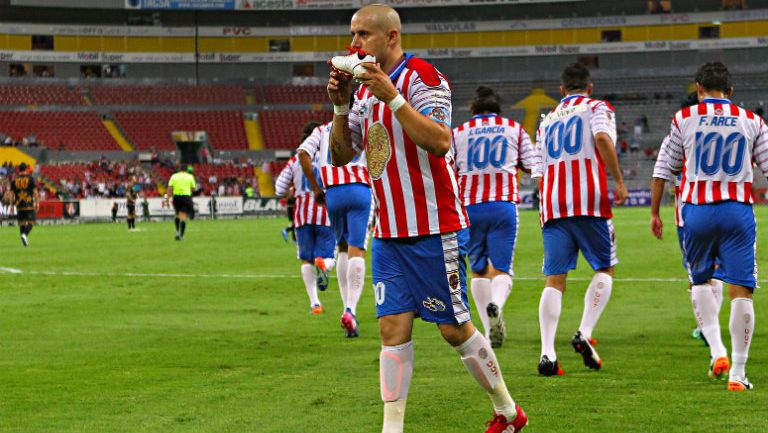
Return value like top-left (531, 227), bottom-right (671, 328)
top-left (366, 122), bottom-right (391, 180)
top-left (448, 271), bottom-right (460, 291)
top-left (715, 107), bottom-right (724, 115)
top-left (429, 107), bottom-right (449, 123)
top-left (422, 297), bottom-right (446, 312)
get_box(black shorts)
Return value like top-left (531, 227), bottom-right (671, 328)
top-left (127, 204), bottom-right (136, 215)
top-left (172, 196), bottom-right (194, 215)
top-left (17, 209), bottom-right (36, 223)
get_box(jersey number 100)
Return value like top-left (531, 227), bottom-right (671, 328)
top-left (693, 131), bottom-right (746, 176)
top-left (546, 117), bottom-right (583, 159)
top-left (466, 135), bottom-right (508, 170)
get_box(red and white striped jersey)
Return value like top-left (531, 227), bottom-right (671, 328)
top-left (348, 53), bottom-right (468, 239)
top-left (297, 121), bottom-right (370, 188)
top-left (532, 95), bottom-right (617, 226)
top-left (653, 98), bottom-right (768, 205)
top-left (453, 114), bottom-right (538, 206)
top-left (274, 155), bottom-right (330, 228)
top-left (674, 173), bottom-right (684, 227)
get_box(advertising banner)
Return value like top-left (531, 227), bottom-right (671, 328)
top-left (242, 197), bottom-right (287, 216)
top-left (126, 0), bottom-right (236, 9)
top-left (78, 197), bottom-right (243, 219)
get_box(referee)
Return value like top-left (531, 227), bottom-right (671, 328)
top-left (167, 165), bottom-right (196, 240)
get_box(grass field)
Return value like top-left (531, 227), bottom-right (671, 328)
top-left (1, 206), bottom-right (766, 433)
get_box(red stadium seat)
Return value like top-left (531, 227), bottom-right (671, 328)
top-left (114, 111), bottom-right (249, 151)
top-left (0, 112), bottom-right (119, 150)
top-left (258, 110), bottom-right (333, 149)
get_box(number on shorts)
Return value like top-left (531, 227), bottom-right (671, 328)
top-left (374, 282), bottom-right (386, 305)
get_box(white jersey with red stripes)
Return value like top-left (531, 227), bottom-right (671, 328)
top-left (532, 94), bottom-right (617, 226)
top-left (297, 121), bottom-right (370, 188)
top-left (653, 98), bottom-right (768, 205)
top-left (274, 155), bottom-right (330, 228)
top-left (674, 173), bottom-right (684, 227)
top-left (453, 114), bottom-right (538, 206)
top-left (349, 53), bottom-right (468, 239)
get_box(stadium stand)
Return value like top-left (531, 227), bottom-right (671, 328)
top-left (0, 85), bottom-right (83, 105)
top-left (88, 85), bottom-right (246, 105)
top-left (114, 111), bottom-right (249, 150)
top-left (0, 112), bottom-right (119, 151)
top-left (261, 85), bottom-right (328, 104)
top-left (258, 110), bottom-right (333, 149)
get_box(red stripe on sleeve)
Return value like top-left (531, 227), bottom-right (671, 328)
top-left (681, 106), bottom-right (691, 119)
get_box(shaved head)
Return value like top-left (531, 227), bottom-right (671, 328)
top-left (353, 4), bottom-right (401, 34)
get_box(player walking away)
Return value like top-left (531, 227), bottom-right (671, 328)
top-left (111, 201), bottom-right (118, 223)
top-left (651, 62), bottom-right (768, 391)
top-left (11, 163), bottom-right (39, 247)
top-left (328, 5), bottom-right (526, 432)
top-left (671, 167), bottom-right (724, 346)
top-left (532, 63), bottom-right (627, 376)
top-left (453, 86), bottom-right (538, 348)
top-left (167, 165), bottom-right (196, 241)
top-left (275, 123), bottom-right (336, 315)
top-left (126, 179), bottom-right (139, 231)
top-left (141, 196), bottom-right (150, 222)
top-left (298, 121), bottom-right (372, 338)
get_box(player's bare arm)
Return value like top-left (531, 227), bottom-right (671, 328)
top-left (649, 177), bottom-right (666, 240)
top-left (356, 62), bottom-right (451, 156)
top-left (297, 150), bottom-right (326, 205)
top-left (594, 132), bottom-right (627, 205)
top-left (327, 67), bottom-right (356, 166)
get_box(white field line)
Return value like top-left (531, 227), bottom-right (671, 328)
top-left (0, 268), bottom-right (735, 283)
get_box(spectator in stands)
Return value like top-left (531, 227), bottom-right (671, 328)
top-left (620, 139), bottom-right (629, 155)
top-left (641, 115), bottom-right (650, 133)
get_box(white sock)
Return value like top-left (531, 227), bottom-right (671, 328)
top-left (490, 274), bottom-right (513, 311)
top-left (578, 273), bottom-right (613, 340)
top-left (711, 279), bottom-right (724, 315)
top-left (456, 330), bottom-right (516, 419)
top-left (691, 284), bottom-right (727, 359)
top-left (470, 278), bottom-right (492, 337)
top-left (729, 298), bottom-right (754, 379)
top-left (323, 258), bottom-right (336, 272)
top-left (347, 257), bottom-right (365, 315)
top-left (381, 342), bottom-right (413, 433)
top-left (539, 287), bottom-right (562, 360)
top-left (301, 264), bottom-right (320, 307)
top-left (337, 252), bottom-right (349, 309)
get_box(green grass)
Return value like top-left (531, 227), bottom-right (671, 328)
top-left (0, 207), bottom-right (766, 433)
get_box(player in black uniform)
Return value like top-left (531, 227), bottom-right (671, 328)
top-left (11, 163), bottom-right (39, 247)
top-left (126, 180), bottom-right (139, 231)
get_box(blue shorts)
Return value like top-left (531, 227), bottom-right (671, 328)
top-left (295, 224), bottom-right (335, 262)
top-left (542, 217), bottom-right (618, 276)
top-left (676, 226), bottom-right (686, 269)
top-left (682, 201), bottom-right (757, 288)
top-left (372, 230), bottom-right (471, 324)
top-left (325, 183), bottom-right (372, 250)
top-left (466, 201), bottom-right (518, 274)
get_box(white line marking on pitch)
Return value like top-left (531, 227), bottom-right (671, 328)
top-left (1, 269), bottom-right (762, 283)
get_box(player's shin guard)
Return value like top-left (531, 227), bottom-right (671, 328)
top-left (539, 287), bottom-right (562, 360)
top-left (347, 257), bottom-right (365, 315)
top-left (174, 217), bottom-right (180, 232)
top-left (490, 274), bottom-right (512, 311)
top-left (578, 272), bottom-right (613, 340)
top-left (180, 221), bottom-right (186, 237)
top-left (301, 264), bottom-right (321, 307)
top-left (729, 298), bottom-right (754, 379)
top-left (691, 283), bottom-right (727, 359)
top-left (470, 278), bottom-right (492, 337)
top-left (380, 341), bottom-right (413, 433)
top-left (456, 330), bottom-right (516, 419)
top-left (336, 252), bottom-right (349, 310)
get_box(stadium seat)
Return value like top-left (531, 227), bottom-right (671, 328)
top-left (258, 111), bottom-right (333, 149)
top-left (114, 111), bottom-right (249, 150)
top-left (0, 112), bottom-right (119, 150)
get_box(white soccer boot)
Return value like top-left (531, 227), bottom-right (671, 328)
top-left (330, 49), bottom-right (376, 78)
